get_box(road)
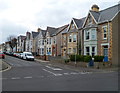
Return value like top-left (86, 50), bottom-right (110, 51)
top-left (2, 55), bottom-right (118, 91)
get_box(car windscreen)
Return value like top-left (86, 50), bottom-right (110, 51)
top-left (26, 54), bottom-right (33, 56)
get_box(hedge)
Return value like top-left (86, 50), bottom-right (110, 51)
top-left (69, 55), bottom-right (92, 62)
top-left (94, 55), bottom-right (104, 62)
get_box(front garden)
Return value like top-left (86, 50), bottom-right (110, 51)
top-left (64, 55), bottom-right (111, 69)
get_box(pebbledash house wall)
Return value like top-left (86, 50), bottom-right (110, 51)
top-left (112, 12), bottom-right (119, 66)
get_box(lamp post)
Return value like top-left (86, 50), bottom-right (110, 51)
top-left (75, 52), bottom-right (76, 66)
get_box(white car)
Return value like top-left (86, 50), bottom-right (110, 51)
top-left (23, 52), bottom-right (34, 61)
top-left (20, 53), bottom-right (24, 59)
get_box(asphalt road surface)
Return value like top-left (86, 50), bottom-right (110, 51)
top-left (2, 55), bottom-right (118, 91)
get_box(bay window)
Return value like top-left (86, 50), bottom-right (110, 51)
top-left (86, 31), bottom-right (90, 40)
top-left (86, 47), bottom-right (90, 55)
top-left (73, 34), bottom-right (77, 42)
top-left (69, 35), bottom-right (72, 42)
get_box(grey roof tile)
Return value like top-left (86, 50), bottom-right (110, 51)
top-left (46, 27), bottom-right (58, 36)
top-left (41, 30), bottom-right (46, 37)
top-left (90, 4), bottom-right (120, 23)
top-left (32, 31), bottom-right (39, 38)
top-left (73, 17), bottom-right (86, 29)
top-left (55, 24), bottom-right (69, 35)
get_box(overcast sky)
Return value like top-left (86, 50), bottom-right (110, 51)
top-left (0, 0), bottom-right (119, 44)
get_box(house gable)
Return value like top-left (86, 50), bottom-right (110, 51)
top-left (83, 12), bottom-right (97, 28)
top-left (67, 19), bottom-right (77, 32)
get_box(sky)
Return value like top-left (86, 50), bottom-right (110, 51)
top-left (0, 0), bottom-right (119, 44)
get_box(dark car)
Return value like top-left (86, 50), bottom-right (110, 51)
top-left (0, 52), bottom-right (5, 59)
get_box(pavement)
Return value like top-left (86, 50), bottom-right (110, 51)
top-left (0, 60), bottom-right (11, 72)
top-left (35, 58), bottom-right (118, 73)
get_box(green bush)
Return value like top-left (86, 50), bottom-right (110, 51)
top-left (69, 55), bottom-right (93, 62)
top-left (80, 55), bottom-right (85, 62)
top-left (69, 55), bottom-right (81, 62)
top-left (94, 55), bottom-right (104, 62)
top-left (84, 55), bottom-right (92, 62)
top-left (64, 59), bottom-right (70, 64)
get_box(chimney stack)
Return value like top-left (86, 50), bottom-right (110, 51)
top-left (91, 4), bottom-right (99, 12)
top-left (37, 28), bottom-right (41, 32)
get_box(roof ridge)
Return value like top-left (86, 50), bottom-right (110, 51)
top-left (100, 3), bottom-right (119, 12)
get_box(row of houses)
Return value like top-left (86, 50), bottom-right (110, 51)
top-left (1, 4), bottom-right (119, 65)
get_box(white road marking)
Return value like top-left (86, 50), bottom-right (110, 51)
top-left (54, 74), bottom-right (63, 76)
top-left (43, 69), bottom-right (56, 76)
top-left (70, 72), bottom-right (79, 75)
top-left (24, 76), bottom-right (32, 79)
top-left (46, 66), bottom-right (62, 71)
top-left (11, 77), bottom-right (20, 79)
top-left (63, 73), bottom-right (69, 75)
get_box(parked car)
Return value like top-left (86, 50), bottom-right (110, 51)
top-left (13, 53), bottom-right (19, 57)
top-left (0, 52), bottom-right (5, 59)
top-left (23, 52), bottom-right (34, 61)
top-left (18, 53), bottom-right (23, 59)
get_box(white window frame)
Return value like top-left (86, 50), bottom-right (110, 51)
top-left (73, 34), bottom-right (77, 42)
top-left (86, 46), bottom-right (90, 55)
top-left (85, 30), bottom-right (90, 40)
top-left (69, 34), bottom-right (72, 42)
top-left (71, 23), bottom-right (75, 29)
top-left (91, 28), bottom-right (97, 40)
top-left (102, 26), bottom-right (107, 39)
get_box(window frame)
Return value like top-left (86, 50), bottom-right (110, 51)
top-left (69, 34), bottom-right (72, 42)
top-left (86, 47), bottom-right (90, 55)
top-left (73, 34), bottom-right (77, 42)
top-left (102, 26), bottom-right (107, 39)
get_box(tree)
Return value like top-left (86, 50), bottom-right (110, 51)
top-left (7, 35), bottom-right (17, 52)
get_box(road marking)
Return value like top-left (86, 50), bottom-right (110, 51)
top-left (63, 73), bottom-right (69, 75)
top-left (70, 72), bottom-right (79, 75)
top-left (46, 66), bottom-right (62, 71)
top-left (24, 76), bottom-right (33, 79)
top-left (54, 74), bottom-right (63, 76)
top-left (43, 69), bottom-right (57, 76)
top-left (11, 77), bottom-right (20, 79)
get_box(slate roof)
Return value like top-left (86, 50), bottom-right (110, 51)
top-left (41, 30), bottom-right (46, 37)
top-left (18, 35), bottom-right (26, 40)
top-left (90, 4), bottom-right (120, 23)
top-left (73, 17), bottom-right (86, 29)
top-left (21, 36), bottom-right (26, 40)
top-left (62, 28), bottom-right (68, 34)
top-left (46, 27), bottom-right (58, 36)
top-left (54, 24), bottom-right (69, 35)
top-left (32, 31), bottom-right (39, 38)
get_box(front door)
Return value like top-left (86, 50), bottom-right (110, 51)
top-left (103, 46), bottom-right (108, 62)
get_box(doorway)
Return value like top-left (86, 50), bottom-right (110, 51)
top-left (103, 46), bottom-right (108, 62)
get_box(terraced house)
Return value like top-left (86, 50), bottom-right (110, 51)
top-left (17, 35), bottom-right (26, 52)
top-left (83, 4), bottom-right (119, 65)
top-left (36, 28), bottom-right (46, 57)
top-left (65, 17), bottom-right (85, 56)
top-left (51, 25), bottom-right (68, 57)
